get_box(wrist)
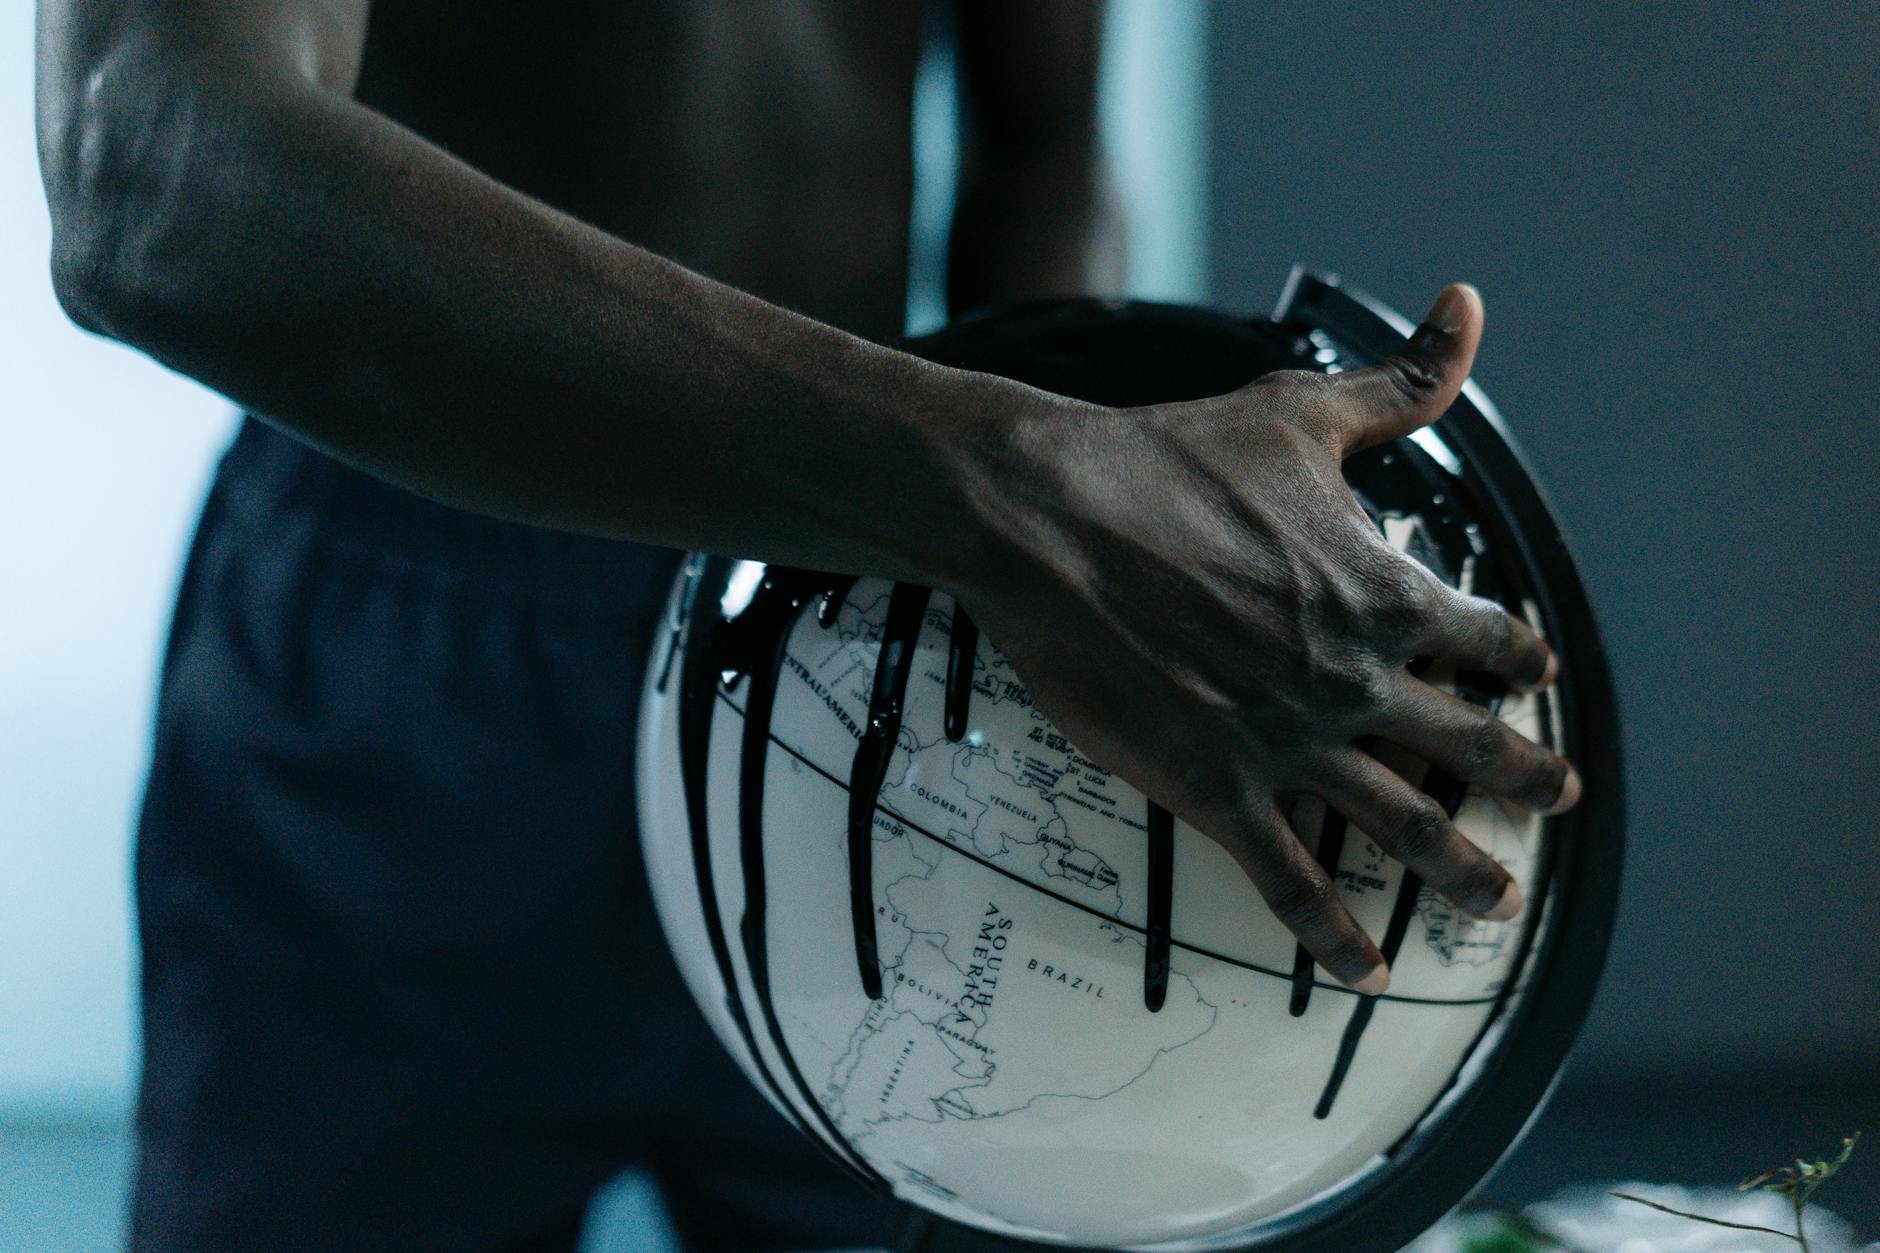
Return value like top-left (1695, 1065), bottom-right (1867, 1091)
top-left (912, 368), bottom-right (1104, 611)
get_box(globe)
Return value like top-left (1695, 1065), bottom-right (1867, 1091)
top-left (633, 272), bottom-right (1623, 1252)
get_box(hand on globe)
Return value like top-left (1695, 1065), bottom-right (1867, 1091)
top-left (954, 284), bottom-right (1581, 995)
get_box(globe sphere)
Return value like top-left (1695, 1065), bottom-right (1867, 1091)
top-left (633, 273), bottom-right (1622, 1252)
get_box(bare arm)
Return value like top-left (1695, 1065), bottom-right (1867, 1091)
top-left (37, 0), bottom-right (1578, 993)
top-left (35, 0), bottom-right (1022, 585)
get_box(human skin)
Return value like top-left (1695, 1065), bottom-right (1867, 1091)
top-left (35, 0), bottom-right (1578, 996)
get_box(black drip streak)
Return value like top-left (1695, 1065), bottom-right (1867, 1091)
top-left (674, 561), bottom-right (813, 1149)
top-left (818, 575), bottom-right (858, 628)
top-left (1288, 512), bottom-right (1466, 1020)
top-left (653, 555), bottom-right (704, 696)
top-left (1312, 743), bottom-right (1494, 1120)
top-left (680, 567), bottom-right (1509, 1162)
top-left (721, 575), bottom-right (1187, 1026)
top-left (1144, 804), bottom-right (1174, 1012)
top-left (942, 608), bottom-right (978, 744)
top-left (678, 565), bottom-right (886, 1192)
top-left (955, 596), bottom-right (1164, 1016)
top-left (712, 687), bottom-right (1497, 1009)
top-left (1312, 869), bottom-right (1423, 1121)
top-left (846, 583), bottom-right (932, 1000)
top-left (1290, 812), bottom-right (1349, 1018)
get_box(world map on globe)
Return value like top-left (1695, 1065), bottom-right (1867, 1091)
top-left (644, 512), bottom-right (1553, 1244)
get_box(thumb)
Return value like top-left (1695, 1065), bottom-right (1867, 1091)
top-left (1328, 283), bottom-right (1483, 454)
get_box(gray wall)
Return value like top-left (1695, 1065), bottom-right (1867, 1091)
top-left (1205, 3), bottom-right (1878, 1079)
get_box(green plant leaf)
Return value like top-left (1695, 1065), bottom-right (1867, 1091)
top-left (1460, 1213), bottom-right (1572, 1253)
top-left (1740, 1133), bottom-right (1861, 1201)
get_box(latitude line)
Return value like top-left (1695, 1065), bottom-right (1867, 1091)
top-left (713, 688), bottom-right (1501, 1009)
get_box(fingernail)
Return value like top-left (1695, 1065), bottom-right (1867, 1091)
top-left (1424, 285), bottom-right (1473, 335)
top-left (1519, 652), bottom-right (1559, 694)
top-left (1547, 766), bottom-right (1582, 815)
top-left (1349, 964), bottom-right (1391, 996)
top-left (1486, 880), bottom-right (1525, 922)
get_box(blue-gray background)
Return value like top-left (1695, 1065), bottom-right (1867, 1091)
top-left (1203, 2), bottom-right (1877, 1233)
top-left (3, 2), bottom-right (1874, 1248)
top-left (1208, 2), bottom-right (1877, 1075)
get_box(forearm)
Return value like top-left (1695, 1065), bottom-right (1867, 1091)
top-left (44, 59), bottom-right (1035, 587)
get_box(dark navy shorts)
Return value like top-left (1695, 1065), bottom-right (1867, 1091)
top-left (129, 418), bottom-right (895, 1252)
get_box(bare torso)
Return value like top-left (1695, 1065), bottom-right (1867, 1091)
top-left (356, 1), bottom-right (925, 342)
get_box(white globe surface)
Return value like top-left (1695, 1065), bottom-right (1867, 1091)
top-left (636, 540), bottom-right (1550, 1250)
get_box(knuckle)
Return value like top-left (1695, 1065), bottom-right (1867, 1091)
top-left (1270, 374), bottom-right (1347, 447)
top-left (1261, 367), bottom-right (1339, 400)
top-left (1398, 567), bottom-right (1442, 619)
top-left (1390, 796), bottom-right (1451, 861)
top-left (1257, 367), bottom-right (1336, 410)
top-left (1314, 649), bottom-right (1388, 715)
top-left (1172, 759), bottom-right (1242, 821)
top-left (1357, 661), bottom-right (1398, 714)
top-left (1379, 352), bottom-right (1444, 402)
top-left (1460, 717), bottom-right (1509, 781)
top-left (1486, 606), bottom-right (1519, 665)
top-left (1364, 562), bottom-right (1437, 645)
top-left (1289, 412), bottom-right (1344, 459)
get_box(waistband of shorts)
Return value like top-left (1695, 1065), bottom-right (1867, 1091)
top-left (207, 416), bottom-right (685, 613)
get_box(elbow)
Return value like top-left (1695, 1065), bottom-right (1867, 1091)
top-left (46, 205), bottom-right (122, 340)
top-left (42, 117), bottom-right (122, 338)
top-left (40, 48), bottom-right (215, 345)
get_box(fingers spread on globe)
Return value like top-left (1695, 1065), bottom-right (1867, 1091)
top-left (958, 285), bottom-right (1576, 995)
